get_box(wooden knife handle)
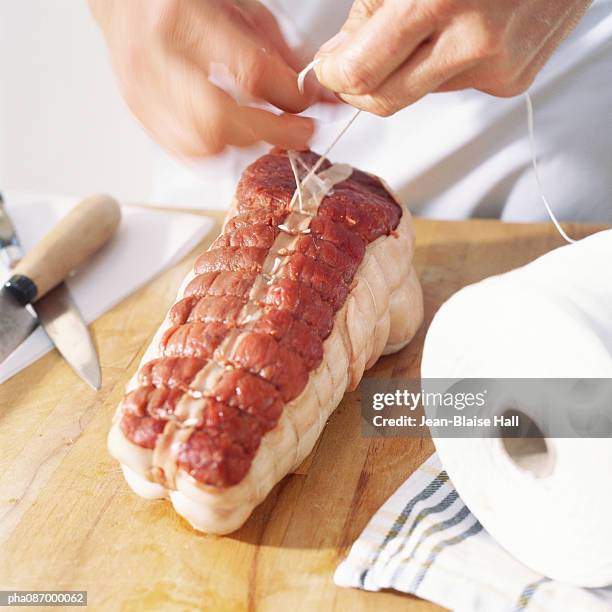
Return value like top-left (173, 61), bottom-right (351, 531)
top-left (10, 194), bottom-right (121, 302)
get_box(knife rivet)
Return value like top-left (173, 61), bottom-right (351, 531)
top-left (4, 274), bottom-right (38, 306)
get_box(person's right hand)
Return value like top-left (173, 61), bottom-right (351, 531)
top-left (89, 0), bottom-right (317, 157)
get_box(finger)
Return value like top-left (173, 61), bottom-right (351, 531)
top-left (338, 34), bottom-right (472, 116)
top-left (247, 49), bottom-right (319, 112)
top-left (182, 6), bottom-right (313, 114)
top-left (226, 39), bottom-right (317, 113)
top-left (315, 0), bottom-right (434, 96)
top-left (229, 106), bottom-right (315, 151)
top-left (159, 53), bottom-right (315, 157)
top-left (319, 0), bottom-right (385, 53)
top-left (212, 41), bottom-right (313, 113)
top-left (160, 87), bottom-right (315, 157)
top-left (246, 6), bottom-right (330, 104)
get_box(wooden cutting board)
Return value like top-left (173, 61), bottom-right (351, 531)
top-left (0, 214), bottom-right (605, 611)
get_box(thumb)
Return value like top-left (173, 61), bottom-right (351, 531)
top-left (317, 0), bottom-right (383, 55)
top-left (313, 0), bottom-right (384, 94)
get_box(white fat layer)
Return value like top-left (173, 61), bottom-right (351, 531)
top-left (148, 157), bottom-right (353, 489)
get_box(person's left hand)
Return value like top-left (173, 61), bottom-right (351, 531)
top-left (314, 0), bottom-right (591, 116)
top-left (89, 0), bottom-right (320, 157)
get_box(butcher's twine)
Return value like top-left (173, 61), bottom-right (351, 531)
top-left (524, 91), bottom-right (576, 243)
top-left (290, 59), bottom-right (362, 199)
top-left (296, 59), bottom-right (576, 244)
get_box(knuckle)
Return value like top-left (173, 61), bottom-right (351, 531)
top-left (336, 56), bottom-right (375, 95)
top-left (425, 0), bottom-right (457, 22)
top-left (464, 16), bottom-right (507, 61)
top-left (151, 0), bottom-right (188, 49)
top-left (238, 53), bottom-right (268, 96)
top-left (152, 0), bottom-right (176, 37)
top-left (194, 106), bottom-right (228, 155)
top-left (196, 122), bottom-right (226, 156)
top-left (349, 0), bottom-right (382, 20)
top-left (472, 31), bottom-right (504, 60)
top-left (366, 94), bottom-right (399, 117)
top-left (482, 75), bottom-right (532, 98)
top-left (419, 0), bottom-right (465, 28)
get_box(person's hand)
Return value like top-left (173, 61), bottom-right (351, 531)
top-left (89, 0), bottom-right (317, 156)
top-left (314, 0), bottom-right (591, 116)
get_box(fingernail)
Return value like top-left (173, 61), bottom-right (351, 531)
top-left (318, 31), bottom-right (350, 55)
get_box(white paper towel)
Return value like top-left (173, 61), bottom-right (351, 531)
top-left (0, 192), bottom-right (214, 384)
top-left (421, 229), bottom-right (612, 587)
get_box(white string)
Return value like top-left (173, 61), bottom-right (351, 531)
top-left (291, 59), bottom-right (362, 206)
top-left (297, 57), bottom-right (361, 178)
top-left (287, 151), bottom-right (304, 212)
top-left (297, 58), bottom-right (321, 95)
top-left (303, 108), bottom-right (362, 181)
top-left (525, 92), bottom-right (577, 244)
top-left (298, 61), bottom-right (576, 244)
top-left (296, 156), bottom-right (312, 173)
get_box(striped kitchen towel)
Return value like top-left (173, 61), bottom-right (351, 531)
top-left (334, 454), bottom-right (612, 611)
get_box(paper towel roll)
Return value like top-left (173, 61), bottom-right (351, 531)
top-left (421, 229), bottom-right (612, 587)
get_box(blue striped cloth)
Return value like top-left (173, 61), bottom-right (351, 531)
top-left (334, 455), bottom-right (612, 611)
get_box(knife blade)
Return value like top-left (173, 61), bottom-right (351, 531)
top-left (0, 194), bottom-right (37, 363)
top-left (0, 195), bottom-right (102, 389)
top-left (0, 193), bottom-right (121, 388)
top-left (0, 287), bottom-right (38, 363)
top-left (34, 283), bottom-right (102, 389)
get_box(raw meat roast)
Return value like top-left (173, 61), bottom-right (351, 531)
top-left (108, 149), bottom-right (423, 533)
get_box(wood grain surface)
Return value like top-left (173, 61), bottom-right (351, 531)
top-left (0, 214), bottom-right (605, 611)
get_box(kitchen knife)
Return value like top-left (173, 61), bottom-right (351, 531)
top-left (0, 194), bottom-right (108, 389)
top-left (0, 194), bottom-right (121, 387)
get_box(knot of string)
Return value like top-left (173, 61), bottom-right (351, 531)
top-left (288, 59), bottom-right (361, 204)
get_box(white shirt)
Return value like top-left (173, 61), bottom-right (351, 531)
top-left (151, 0), bottom-right (612, 224)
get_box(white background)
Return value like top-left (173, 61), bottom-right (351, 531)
top-left (0, 0), bottom-right (152, 202)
